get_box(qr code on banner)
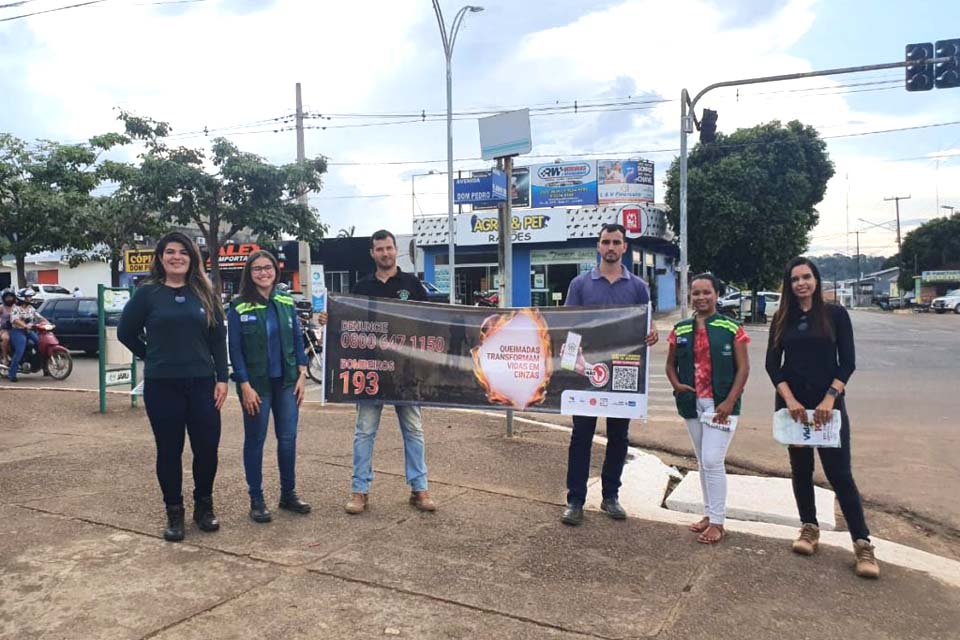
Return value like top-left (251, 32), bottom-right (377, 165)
top-left (612, 365), bottom-right (639, 392)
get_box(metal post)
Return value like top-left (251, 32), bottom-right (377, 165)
top-left (885, 195), bottom-right (910, 305)
top-left (98, 284), bottom-right (106, 414)
top-left (445, 54), bottom-right (456, 304)
top-left (295, 83), bottom-right (307, 207)
top-left (502, 157), bottom-right (515, 437)
top-left (679, 89), bottom-right (690, 318)
top-left (128, 285), bottom-right (137, 407)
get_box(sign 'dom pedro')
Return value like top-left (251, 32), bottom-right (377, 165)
top-left (325, 295), bottom-right (649, 418)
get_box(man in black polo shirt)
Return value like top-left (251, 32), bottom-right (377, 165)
top-left (344, 229), bottom-right (436, 514)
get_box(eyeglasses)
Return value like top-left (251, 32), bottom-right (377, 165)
top-left (251, 265), bottom-right (275, 273)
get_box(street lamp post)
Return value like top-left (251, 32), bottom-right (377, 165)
top-left (410, 169), bottom-right (438, 218)
top-left (432, 1), bottom-right (484, 304)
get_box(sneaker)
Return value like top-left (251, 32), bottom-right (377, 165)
top-left (409, 490), bottom-right (437, 512)
top-left (853, 539), bottom-right (880, 579)
top-left (792, 523), bottom-right (819, 555)
top-left (344, 492), bottom-right (368, 515)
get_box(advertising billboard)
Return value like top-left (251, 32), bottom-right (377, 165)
top-left (456, 210), bottom-right (567, 246)
top-left (530, 161), bottom-right (598, 208)
top-left (598, 159), bottom-right (655, 204)
top-left (473, 167), bottom-right (530, 209)
top-left (454, 169), bottom-right (507, 205)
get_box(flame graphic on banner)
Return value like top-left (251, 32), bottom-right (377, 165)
top-left (471, 308), bottom-right (553, 409)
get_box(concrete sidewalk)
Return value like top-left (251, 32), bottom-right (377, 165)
top-left (1, 390), bottom-right (958, 640)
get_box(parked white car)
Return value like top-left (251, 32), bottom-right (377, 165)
top-left (27, 284), bottom-right (74, 307)
top-left (719, 290), bottom-right (781, 317)
top-left (931, 289), bottom-right (960, 314)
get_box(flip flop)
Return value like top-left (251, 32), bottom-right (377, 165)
top-left (697, 524), bottom-right (725, 544)
top-left (688, 517), bottom-right (710, 533)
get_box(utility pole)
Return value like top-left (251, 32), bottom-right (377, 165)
top-left (496, 156), bottom-right (515, 437)
top-left (884, 194), bottom-right (910, 305)
top-left (295, 83), bottom-right (310, 293)
top-left (852, 230), bottom-right (862, 307)
top-left (295, 83), bottom-right (307, 205)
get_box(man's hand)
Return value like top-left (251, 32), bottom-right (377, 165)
top-left (315, 312), bottom-right (328, 326)
top-left (644, 323), bottom-right (659, 346)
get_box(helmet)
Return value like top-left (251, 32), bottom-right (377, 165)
top-left (18, 287), bottom-right (36, 300)
top-left (1, 289), bottom-right (15, 303)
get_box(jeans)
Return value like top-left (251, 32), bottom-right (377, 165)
top-left (566, 415), bottom-right (630, 506)
top-left (352, 403), bottom-right (427, 493)
top-left (242, 378), bottom-right (299, 501)
top-left (684, 398), bottom-right (736, 525)
top-left (143, 376), bottom-right (222, 506)
top-left (7, 329), bottom-right (27, 380)
top-left (784, 396), bottom-right (870, 542)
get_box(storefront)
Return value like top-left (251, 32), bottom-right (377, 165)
top-left (413, 204), bottom-right (678, 310)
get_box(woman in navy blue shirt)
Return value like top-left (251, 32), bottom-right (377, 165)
top-left (228, 250), bottom-right (310, 523)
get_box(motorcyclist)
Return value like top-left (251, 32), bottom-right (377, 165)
top-left (7, 288), bottom-right (43, 382)
top-left (0, 289), bottom-right (15, 364)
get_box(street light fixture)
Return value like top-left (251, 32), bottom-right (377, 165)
top-left (432, 1), bottom-right (484, 304)
top-left (411, 169), bottom-right (439, 218)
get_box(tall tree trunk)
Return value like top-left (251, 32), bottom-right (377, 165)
top-left (208, 229), bottom-right (221, 296)
top-left (15, 253), bottom-right (26, 289)
top-left (110, 255), bottom-right (121, 287)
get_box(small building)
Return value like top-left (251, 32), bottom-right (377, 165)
top-left (412, 205), bottom-right (677, 310)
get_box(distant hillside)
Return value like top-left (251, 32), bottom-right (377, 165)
top-left (810, 254), bottom-right (889, 283)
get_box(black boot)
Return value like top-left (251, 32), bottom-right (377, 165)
top-left (193, 496), bottom-right (220, 532)
top-left (279, 491), bottom-right (311, 514)
top-left (249, 499), bottom-right (272, 523)
top-left (164, 505), bottom-right (185, 542)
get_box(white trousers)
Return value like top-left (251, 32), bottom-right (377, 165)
top-left (684, 398), bottom-right (737, 525)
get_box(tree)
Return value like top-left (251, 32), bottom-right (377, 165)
top-left (120, 113), bottom-right (329, 293)
top-left (665, 120), bottom-right (835, 293)
top-left (894, 213), bottom-right (960, 290)
top-left (337, 225), bottom-right (356, 238)
top-left (0, 133), bottom-right (125, 287)
top-left (811, 253), bottom-right (888, 283)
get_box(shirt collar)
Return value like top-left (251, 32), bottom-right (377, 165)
top-left (590, 265), bottom-right (630, 281)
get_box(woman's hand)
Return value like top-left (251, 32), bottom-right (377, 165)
top-left (240, 382), bottom-right (261, 416)
top-left (814, 395), bottom-right (835, 427)
top-left (294, 370), bottom-right (306, 407)
top-left (786, 398), bottom-right (807, 424)
top-left (673, 383), bottom-right (696, 395)
top-left (714, 400), bottom-right (735, 425)
top-left (214, 382), bottom-right (229, 411)
top-left (315, 311), bottom-right (328, 326)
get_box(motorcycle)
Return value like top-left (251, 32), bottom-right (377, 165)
top-left (473, 290), bottom-right (499, 307)
top-left (0, 322), bottom-right (73, 381)
top-left (298, 310), bottom-right (325, 384)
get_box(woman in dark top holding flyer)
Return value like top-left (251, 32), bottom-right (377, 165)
top-left (765, 257), bottom-right (879, 579)
top-left (118, 232), bottom-right (229, 542)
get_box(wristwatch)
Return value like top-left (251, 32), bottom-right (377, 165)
top-left (826, 387), bottom-right (840, 398)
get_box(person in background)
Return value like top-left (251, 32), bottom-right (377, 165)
top-left (228, 250), bottom-right (311, 523)
top-left (665, 273), bottom-right (750, 544)
top-left (765, 256), bottom-right (879, 579)
top-left (73, 286), bottom-right (83, 298)
top-left (118, 231), bottom-right (229, 542)
top-left (7, 289), bottom-right (43, 382)
top-left (319, 229), bottom-right (436, 515)
top-left (0, 289), bottom-right (14, 364)
top-left (560, 223), bottom-right (659, 526)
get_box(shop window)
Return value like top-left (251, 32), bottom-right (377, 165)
top-left (326, 271), bottom-right (349, 293)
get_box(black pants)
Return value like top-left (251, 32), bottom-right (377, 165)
top-left (143, 377), bottom-right (221, 506)
top-left (566, 416), bottom-right (630, 506)
top-left (782, 396), bottom-right (870, 541)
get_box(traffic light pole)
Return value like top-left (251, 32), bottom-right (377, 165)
top-left (678, 56), bottom-right (949, 318)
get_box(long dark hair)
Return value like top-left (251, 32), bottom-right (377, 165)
top-left (770, 256), bottom-right (834, 348)
top-left (237, 250), bottom-right (280, 303)
top-left (148, 231), bottom-right (222, 328)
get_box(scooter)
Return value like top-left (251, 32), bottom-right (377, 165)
top-left (297, 310), bottom-right (324, 384)
top-left (473, 290), bottom-right (499, 307)
top-left (0, 322), bottom-right (73, 381)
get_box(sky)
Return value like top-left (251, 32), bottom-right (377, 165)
top-left (2, 0), bottom-right (959, 258)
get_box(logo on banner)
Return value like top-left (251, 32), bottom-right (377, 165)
top-left (622, 207), bottom-right (642, 234)
top-left (588, 363), bottom-right (610, 388)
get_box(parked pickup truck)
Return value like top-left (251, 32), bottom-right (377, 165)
top-left (931, 289), bottom-right (960, 314)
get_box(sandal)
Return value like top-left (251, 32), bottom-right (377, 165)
top-left (688, 517), bottom-right (710, 533)
top-left (697, 524), bottom-right (725, 544)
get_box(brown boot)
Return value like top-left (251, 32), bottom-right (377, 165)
top-left (344, 492), bottom-right (368, 515)
top-left (409, 490), bottom-right (437, 512)
top-left (792, 523), bottom-right (820, 555)
top-left (854, 539), bottom-right (880, 579)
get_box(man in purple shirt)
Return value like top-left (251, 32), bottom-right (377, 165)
top-left (561, 223), bottom-right (659, 526)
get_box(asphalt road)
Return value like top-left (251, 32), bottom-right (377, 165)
top-left (4, 309), bottom-right (958, 534)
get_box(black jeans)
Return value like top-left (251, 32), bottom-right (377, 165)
top-left (566, 416), bottom-right (630, 506)
top-left (143, 377), bottom-right (221, 506)
top-left (782, 395), bottom-right (870, 541)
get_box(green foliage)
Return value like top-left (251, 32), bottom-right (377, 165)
top-left (119, 112), bottom-right (329, 292)
top-left (665, 120), bottom-right (835, 289)
top-left (895, 213), bottom-right (960, 290)
top-left (0, 133), bottom-right (122, 287)
top-left (811, 253), bottom-right (889, 282)
top-left (337, 225), bottom-right (356, 238)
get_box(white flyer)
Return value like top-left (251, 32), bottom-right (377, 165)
top-left (772, 409), bottom-right (842, 447)
top-left (700, 412), bottom-right (738, 433)
top-left (560, 332), bottom-right (582, 371)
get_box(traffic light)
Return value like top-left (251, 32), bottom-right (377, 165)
top-left (700, 109), bottom-right (718, 143)
top-left (905, 43), bottom-right (934, 91)
top-left (934, 39), bottom-right (960, 89)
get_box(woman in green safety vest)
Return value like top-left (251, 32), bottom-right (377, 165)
top-left (227, 250), bottom-right (311, 524)
top-left (665, 273), bottom-right (751, 544)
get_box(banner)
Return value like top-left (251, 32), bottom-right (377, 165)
top-left (325, 295), bottom-right (649, 418)
top-left (473, 167), bottom-right (530, 209)
top-left (531, 161), bottom-right (598, 208)
top-left (598, 159), bottom-right (655, 204)
top-left (124, 249), bottom-right (154, 274)
top-left (456, 210), bottom-right (566, 246)
top-left (454, 170), bottom-right (507, 205)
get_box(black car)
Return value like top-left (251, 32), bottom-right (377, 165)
top-left (37, 297), bottom-right (121, 354)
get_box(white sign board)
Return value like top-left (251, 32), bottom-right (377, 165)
top-left (310, 264), bottom-right (327, 312)
top-left (106, 369), bottom-right (133, 386)
top-left (479, 109), bottom-right (532, 160)
top-left (456, 210), bottom-right (567, 246)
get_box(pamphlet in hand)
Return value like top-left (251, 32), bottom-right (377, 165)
top-left (772, 409), bottom-right (841, 447)
top-left (700, 412), bottom-right (738, 433)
